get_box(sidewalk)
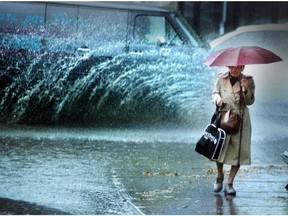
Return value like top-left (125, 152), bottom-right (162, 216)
top-left (114, 135), bottom-right (288, 215)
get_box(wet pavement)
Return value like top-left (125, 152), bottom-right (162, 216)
top-left (0, 120), bottom-right (287, 215)
top-left (112, 133), bottom-right (288, 215)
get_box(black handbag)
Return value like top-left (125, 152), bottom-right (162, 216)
top-left (195, 109), bottom-right (226, 161)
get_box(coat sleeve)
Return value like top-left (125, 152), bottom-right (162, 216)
top-left (243, 77), bottom-right (255, 105)
top-left (212, 77), bottom-right (221, 105)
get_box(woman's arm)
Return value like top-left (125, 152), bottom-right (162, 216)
top-left (242, 77), bottom-right (255, 105)
top-left (212, 77), bottom-right (225, 106)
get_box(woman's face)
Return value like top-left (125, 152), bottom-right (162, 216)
top-left (228, 66), bottom-right (244, 77)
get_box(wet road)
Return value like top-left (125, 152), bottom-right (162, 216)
top-left (0, 116), bottom-right (287, 215)
top-left (0, 125), bottom-right (145, 214)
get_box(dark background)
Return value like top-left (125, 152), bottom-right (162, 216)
top-left (149, 1), bottom-right (288, 41)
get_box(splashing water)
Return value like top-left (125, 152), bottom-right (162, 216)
top-left (0, 37), bottom-right (215, 126)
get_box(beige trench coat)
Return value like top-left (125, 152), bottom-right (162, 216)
top-left (212, 71), bottom-right (255, 165)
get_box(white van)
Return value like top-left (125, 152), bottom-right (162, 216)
top-left (0, 1), bottom-right (210, 125)
top-left (0, 1), bottom-right (208, 59)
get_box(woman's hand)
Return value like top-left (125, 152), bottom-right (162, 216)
top-left (216, 97), bottom-right (226, 107)
top-left (240, 78), bottom-right (249, 92)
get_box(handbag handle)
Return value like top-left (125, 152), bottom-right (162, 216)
top-left (211, 105), bottom-right (221, 128)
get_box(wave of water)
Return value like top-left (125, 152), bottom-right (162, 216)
top-left (0, 40), bottom-right (215, 126)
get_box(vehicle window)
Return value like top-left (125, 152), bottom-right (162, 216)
top-left (0, 2), bottom-right (45, 50)
top-left (134, 15), bottom-right (183, 46)
top-left (78, 7), bottom-right (128, 50)
top-left (45, 4), bottom-right (78, 52)
top-left (175, 15), bottom-right (207, 47)
top-left (0, 2), bottom-right (45, 31)
top-left (46, 4), bottom-right (78, 37)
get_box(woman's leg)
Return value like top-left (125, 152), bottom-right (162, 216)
top-left (227, 165), bottom-right (240, 184)
top-left (216, 162), bottom-right (224, 178)
top-left (225, 165), bottom-right (240, 195)
top-left (214, 162), bottom-right (224, 192)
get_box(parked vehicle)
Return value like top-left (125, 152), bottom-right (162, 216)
top-left (283, 150), bottom-right (288, 163)
top-left (283, 150), bottom-right (288, 190)
top-left (210, 23), bottom-right (288, 50)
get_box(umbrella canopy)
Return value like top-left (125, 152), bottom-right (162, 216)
top-left (204, 46), bottom-right (283, 66)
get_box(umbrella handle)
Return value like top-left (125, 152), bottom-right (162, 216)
top-left (240, 77), bottom-right (245, 92)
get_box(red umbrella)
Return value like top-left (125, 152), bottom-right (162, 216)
top-left (204, 46), bottom-right (283, 66)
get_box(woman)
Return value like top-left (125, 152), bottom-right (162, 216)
top-left (212, 65), bottom-right (255, 195)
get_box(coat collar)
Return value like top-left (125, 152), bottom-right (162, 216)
top-left (219, 71), bottom-right (241, 94)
